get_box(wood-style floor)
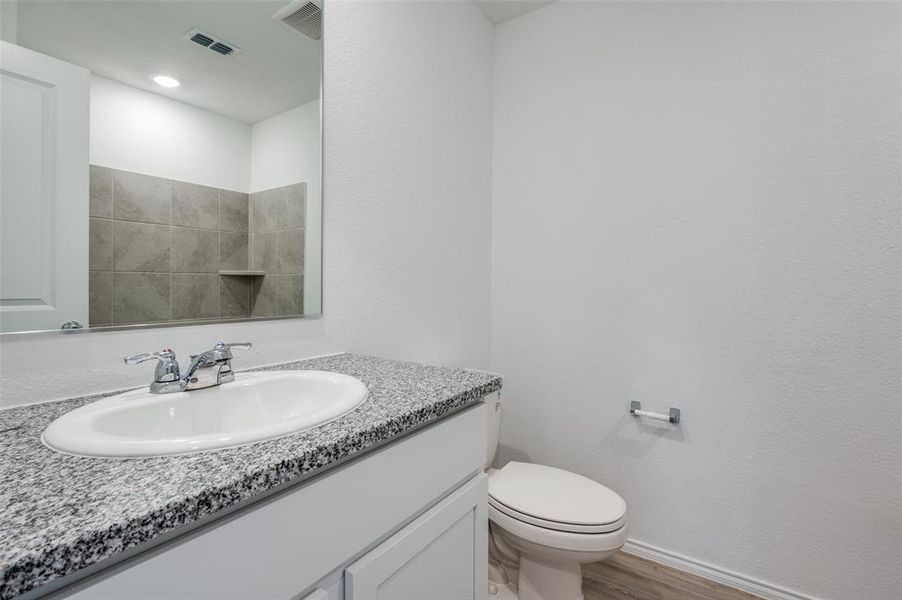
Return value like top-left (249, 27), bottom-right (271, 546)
top-left (582, 552), bottom-right (764, 600)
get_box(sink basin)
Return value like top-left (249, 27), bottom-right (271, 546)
top-left (42, 371), bottom-right (368, 458)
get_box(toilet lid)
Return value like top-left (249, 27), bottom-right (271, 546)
top-left (488, 462), bottom-right (626, 534)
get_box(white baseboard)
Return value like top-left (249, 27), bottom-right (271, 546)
top-left (621, 539), bottom-right (824, 600)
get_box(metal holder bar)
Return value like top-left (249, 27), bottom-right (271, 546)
top-left (630, 401), bottom-right (680, 424)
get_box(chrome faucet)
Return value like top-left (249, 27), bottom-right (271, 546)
top-left (124, 342), bottom-right (252, 393)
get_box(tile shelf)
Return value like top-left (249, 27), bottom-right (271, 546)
top-left (218, 270), bottom-right (266, 277)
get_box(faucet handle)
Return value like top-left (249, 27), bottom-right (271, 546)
top-left (187, 343), bottom-right (251, 361)
top-left (124, 348), bottom-right (181, 385)
top-left (124, 348), bottom-right (176, 365)
top-left (208, 342), bottom-right (252, 360)
top-left (215, 342), bottom-right (252, 351)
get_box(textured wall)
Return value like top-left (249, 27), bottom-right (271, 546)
top-left (491, 2), bottom-right (901, 599)
top-left (0, 0), bottom-right (494, 408)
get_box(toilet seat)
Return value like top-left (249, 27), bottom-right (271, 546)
top-left (489, 496), bottom-right (626, 534)
top-left (488, 504), bottom-right (628, 554)
top-left (488, 462), bottom-right (627, 534)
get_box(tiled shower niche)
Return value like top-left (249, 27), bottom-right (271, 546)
top-left (88, 165), bottom-right (305, 326)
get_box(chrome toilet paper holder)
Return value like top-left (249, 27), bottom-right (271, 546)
top-left (630, 401), bottom-right (680, 424)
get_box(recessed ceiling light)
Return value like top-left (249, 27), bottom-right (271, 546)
top-left (152, 74), bottom-right (180, 88)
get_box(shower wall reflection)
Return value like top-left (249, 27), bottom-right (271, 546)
top-left (88, 168), bottom-right (308, 326)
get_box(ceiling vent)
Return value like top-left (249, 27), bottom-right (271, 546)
top-left (184, 28), bottom-right (240, 56)
top-left (273, 1), bottom-right (322, 41)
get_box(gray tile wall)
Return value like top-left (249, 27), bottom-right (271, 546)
top-left (249, 183), bottom-right (306, 318)
top-left (88, 166), bottom-right (306, 326)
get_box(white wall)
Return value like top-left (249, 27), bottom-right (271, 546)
top-left (250, 100), bottom-right (323, 314)
top-left (250, 100), bottom-right (320, 194)
top-left (0, 1), bottom-right (493, 407)
top-left (491, 3), bottom-right (901, 600)
top-left (89, 75), bottom-right (251, 192)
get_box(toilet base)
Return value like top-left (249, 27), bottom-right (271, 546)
top-left (488, 580), bottom-right (519, 600)
top-left (517, 554), bottom-right (584, 600)
top-left (489, 519), bottom-right (625, 600)
top-left (489, 578), bottom-right (615, 600)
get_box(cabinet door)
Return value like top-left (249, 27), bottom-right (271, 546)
top-left (345, 474), bottom-right (487, 600)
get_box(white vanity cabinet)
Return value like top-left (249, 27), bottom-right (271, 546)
top-left (43, 404), bottom-right (487, 600)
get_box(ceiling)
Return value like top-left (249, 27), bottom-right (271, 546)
top-left (15, 0), bottom-right (321, 124)
top-left (475, 1), bottom-right (555, 25)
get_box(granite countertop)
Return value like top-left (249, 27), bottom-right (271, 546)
top-left (0, 353), bottom-right (501, 599)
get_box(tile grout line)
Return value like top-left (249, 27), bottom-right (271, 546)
top-left (107, 218), bottom-right (226, 232)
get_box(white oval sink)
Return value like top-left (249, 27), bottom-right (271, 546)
top-left (42, 371), bottom-right (368, 458)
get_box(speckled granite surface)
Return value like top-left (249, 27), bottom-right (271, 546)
top-left (0, 353), bottom-right (501, 599)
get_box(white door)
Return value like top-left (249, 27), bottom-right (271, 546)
top-left (345, 475), bottom-right (488, 600)
top-left (0, 40), bottom-right (89, 332)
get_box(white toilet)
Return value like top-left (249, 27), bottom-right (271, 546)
top-left (485, 392), bottom-right (628, 600)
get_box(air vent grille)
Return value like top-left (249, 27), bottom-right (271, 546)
top-left (274, 1), bottom-right (322, 41)
top-left (190, 32), bottom-right (214, 47)
top-left (209, 42), bottom-right (234, 55)
top-left (184, 28), bottom-right (240, 56)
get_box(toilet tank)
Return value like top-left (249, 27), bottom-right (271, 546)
top-left (485, 391), bottom-right (502, 469)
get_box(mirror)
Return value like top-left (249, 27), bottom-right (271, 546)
top-left (0, 0), bottom-right (322, 333)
